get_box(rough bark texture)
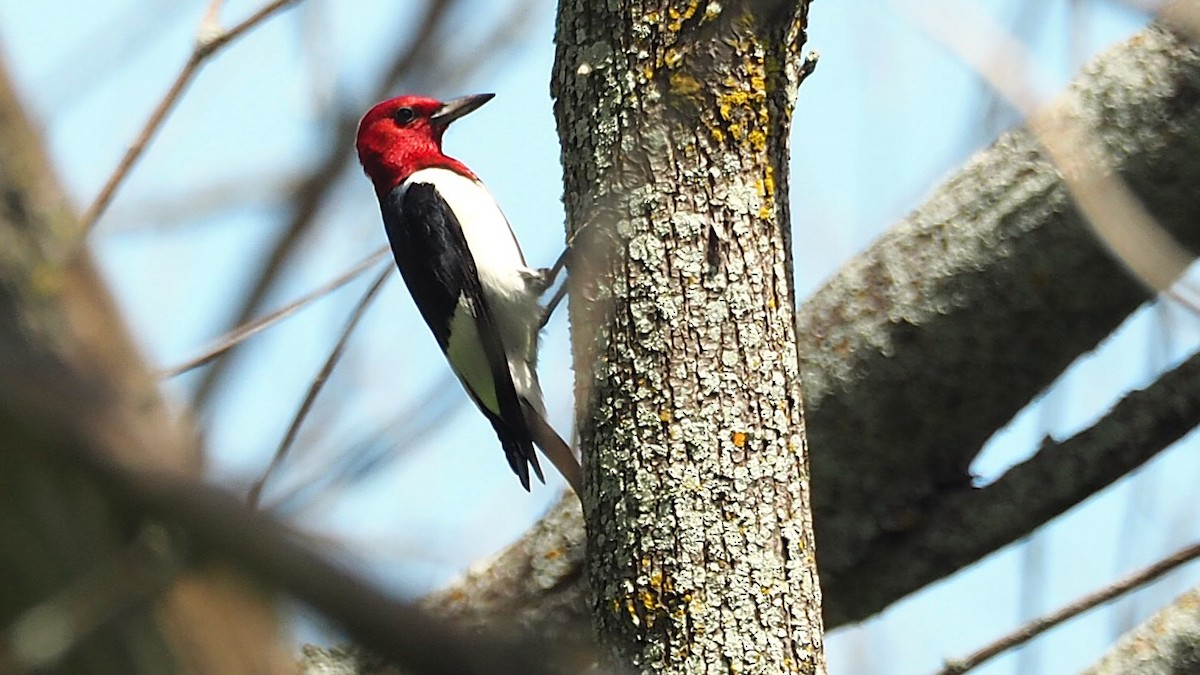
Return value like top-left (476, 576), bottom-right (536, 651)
top-left (0, 53), bottom-right (288, 674)
top-left (823, 349), bottom-right (1200, 625)
top-left (430, 19), bottom-right (1200, 641)
top-left (1084, 584), bottom-right (1200, 675)
top-left (552, 1), bottom-right (823, 672)
top-left (806, 22), bottom-right (1200, 625)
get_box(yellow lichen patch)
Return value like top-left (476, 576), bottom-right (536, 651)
top-left (659, 408), bottom-right (672, 423)
top-left (640, 589), bottom-right (656, 610)
top-left (758, 165), bottom-right (777, 219)
top-left (543, 549), bottom-right (562, 560)
top-left (732, 431), bottom-right (747, 448)
top-left (747, 128), bottom-right (767, 152)
top-left (626, 597), bottom-right (640, 626)
top-left (669, 72), bottom-right (701, 97)
top-left (664, 47), bottom-right (685, 68)
top-left (666, 1), bottom-right (702, 33)
top-left (709, 44), bottom-right (776, 156)
top-left (718, 90), bottom-right (751, 121)
top-left (643, 64), bottom-right (655, 81)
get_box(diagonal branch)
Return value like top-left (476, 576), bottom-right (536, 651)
top-left (82, 0), bottom-right (305, 233)
top-left (160, 245), bottom-right (389, 378)
top-left (248, 263), bottom-right (392, 507)
top-left (1083, 582), bottom-right (1200, 674)
top-left (939, 542), bottom-right (1200, 674)
top-left (800, 19), bottom-right (1200, 612)
top-left (825, 351), bottom-right (1200, 625)
top-left (188, 0), bottom-right (456, 411)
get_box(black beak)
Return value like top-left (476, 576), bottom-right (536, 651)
top-left (431, 93), bottom-right (494, 127)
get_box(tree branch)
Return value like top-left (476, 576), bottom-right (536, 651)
top-left (421, 19), bottom-right (1200, 634)
top-left (826, 350), bottom-right (1200, 624)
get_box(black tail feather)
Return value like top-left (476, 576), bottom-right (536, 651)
top-left (499, 433), bottom-right (543, 491)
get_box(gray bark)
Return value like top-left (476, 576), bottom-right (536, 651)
top-left (429, 18), bottom-right (1200, 640)
top-left (809, 20), bottom-right (1200, 625)
top-left (551, 0), bottom-right (824, 672)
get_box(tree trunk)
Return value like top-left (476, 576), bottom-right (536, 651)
top-left (552, 1), bottom-right (824, 672)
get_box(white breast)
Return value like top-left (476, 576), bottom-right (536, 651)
top-left (402, 167), bottom-right (546, 412)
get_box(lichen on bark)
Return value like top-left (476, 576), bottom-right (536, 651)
top-left (552, 1), bottom-right (823, 672)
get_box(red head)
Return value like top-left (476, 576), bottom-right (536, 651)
top-left (355, 93), bottom-right (494, 196)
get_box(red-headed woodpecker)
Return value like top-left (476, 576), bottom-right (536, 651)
top-left (355, 93), bottom-right (582, 495)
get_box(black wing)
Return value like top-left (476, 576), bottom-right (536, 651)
top-left (380, 182), bottom-right (544, 489)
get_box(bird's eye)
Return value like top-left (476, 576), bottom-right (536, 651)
top-left (393, 107), bottom-right (416, 125)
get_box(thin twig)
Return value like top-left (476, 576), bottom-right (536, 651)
top-left (265, 372), bottom-right (462, 516)
top-left (81, 0), bottom-right (303, 232)
top-left (535, 206), bottom-right (609, 328)
top-left (1165, 286), bottom-right (1200, 318)
top-left (248, 263), bottom-right (392, 507)
top-left (190, 0), bottom-right (457, 411)
top-left (937, 542), bottom-right (1200, 675)
top-left (159, 245), bottom-right (389, 378)
top-left (204, 0), bottom-right (298, 53)
top-left (539, 282), bottom-right (569, 330)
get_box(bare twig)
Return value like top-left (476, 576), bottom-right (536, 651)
top-left (247, 263), bottom-right (392, 507)
top-left (266, 372), bottom-right (462, 516)
top-left (540, 282), bottom-right (570, 330)
top-left (937, 542), bottom-right (1200, 675)
top-left (159, 245), bottom-right (389, 378)
top-left (190, 0), bottom-right (457, 411)
top-left (81, 0), bottom-right (304, 232)
top-left (1166, 286), bottom-right (1200, 317)
top-left (1083, 583), bottom-right (1200, 673)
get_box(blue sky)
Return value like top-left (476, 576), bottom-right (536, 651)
top-left (3, 1), bottom-right (1199, 673)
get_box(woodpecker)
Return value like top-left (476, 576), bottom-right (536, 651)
top-left (355, 93), bottom-right (582, 494)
